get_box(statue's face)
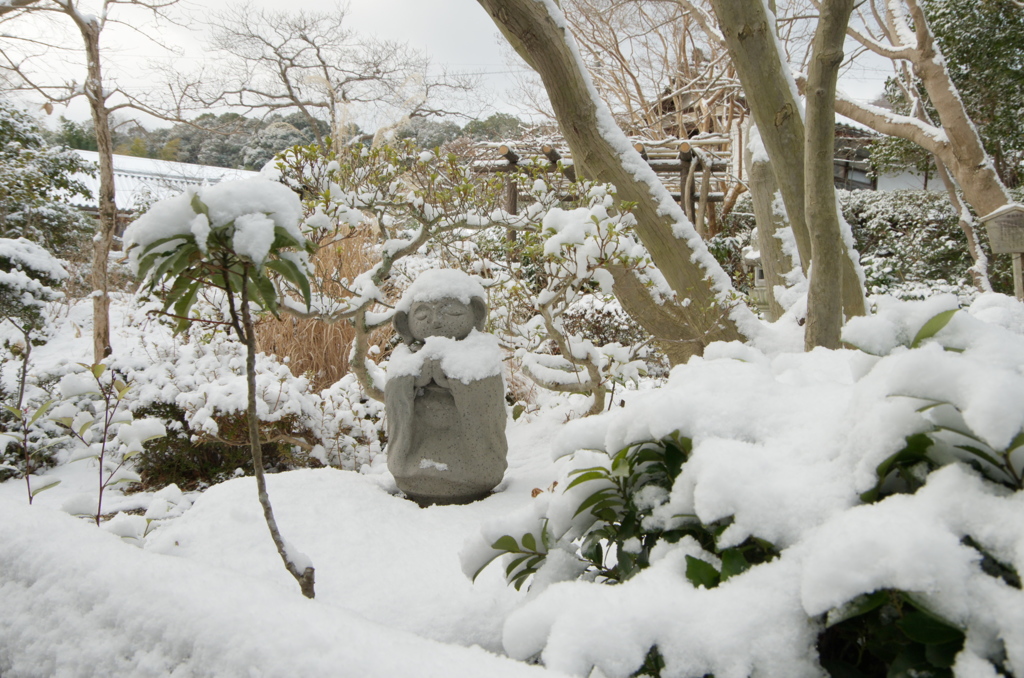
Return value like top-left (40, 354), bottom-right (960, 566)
top-left (407, 298), bottom-right (477, 341)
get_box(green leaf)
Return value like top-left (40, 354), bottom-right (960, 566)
top-left (135, 250), bottom-right (166, 283)
top-left (720, 548), bottom-right (751, 581)
top-left (505, 554), bottom-right (531, 577)
top-left (149, 242), bottom-right (197, 286)
top-left (172, 279), bottom-right (202, 322)
top-left (90, 363), bottom-right (107, 379)
top-left (684, 555), bottom-right (720, 589)
top-left (910, 309), bottom-right (958, 348)
top-left (925, 639), bottom-right (963, 668)
top-left (137, 233), bottom-right (193, 267)
top-left (1005, 430), bottom-right (1024, 453)
top-left (27, 399), bottom-right (55, 427)
top-left (162, 269), bottom-right (197, 308)
top-left (825, 590), bottom-right (890, 628)
top-left (611, 446), bottom-right (631, 474)
top-left (861, 433), bottom-right (934, 502)
top-left (491, 535), bottom-right (520, 553)
top-left (3, 405), bottom-right (24, 419)
top-left (573, 487), bottom-right (619, 518)
top-left (30, 479), bottom-right (61, 496)
top-left (521, 532), bottom-right (538, 552)
top-left (265, 257), bottom-right (311, 310)
top-left (470, 551), bottom-right (506, 583)
top-left (956, 444), bottom-right (1003, 468)
top-left (897, 611), bottom-right (963, 645)
top-left (272, 225), bottom-right (301, 250)
top-left (249, 269), bottom-right (279, 317)
top-left (190, 193), bottom-right (210, 217)
top-left (581, 536), bottom-right (603, 565)
top-left (568, 464), bottom-right (608, 477)
top-left (512, 568), bottom-right (537, 591)
top-left (565, 470), bottom-right (609, 491)
top-left (933, 424), bottom-right (986, 445)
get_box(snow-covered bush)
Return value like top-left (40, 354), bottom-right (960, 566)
top-left (268, 139), bottom-right (515, 398)
top-left (463, 171), bottom-right (669, 414)
top-left (117, 180), bottom-right (327, 487)
top-left (51, 363), bottom-right (165, 524)
top-left (117, 306), bottom-right (321, 487)
top-left (0, 238), bottom-right (70, 491)
top-left (311, 372), bottom-right (386, 471)
top-left (842, 189), bottom-right (980, 299)
top-left (725, 188), bottom-right (1024, 303)
top-left (271, 140), bottom-right (665, 412)
top-left (125, 176), bottom-right (320, 597)
top-left (464, 293), bottom-right (1024, 678)
top-left (0, 237), bottom-right (68, 341)
top-left (0, 99), bottom-right (94, 257)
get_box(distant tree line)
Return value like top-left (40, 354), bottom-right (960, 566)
top-left (44, 112), bottom-right (528, 171)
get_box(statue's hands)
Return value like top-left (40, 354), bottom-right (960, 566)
top-left (431, 360), bottom-right (449, 388)
top-left (415, 358), bottom-right (449, 388)
top-left (414, 360), bottom-right (433, 387)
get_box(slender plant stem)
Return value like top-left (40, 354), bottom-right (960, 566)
top-left (95, 379), bottom-right (113, 526)
top-left (239, 266), bottom-right (316, 598)
top-left (15, 324), bottom-right (34, 504)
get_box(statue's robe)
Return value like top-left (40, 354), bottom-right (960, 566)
top-left (385, 332), bottom-right (508, 505)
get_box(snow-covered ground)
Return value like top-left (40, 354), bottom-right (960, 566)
top-left (3, 290), bottom-right (1024, 678)
top-left (0, 423), bottom-right (569, 678)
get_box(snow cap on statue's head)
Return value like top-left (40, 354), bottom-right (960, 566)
top-left (394, 269), bottom-right (486, 313)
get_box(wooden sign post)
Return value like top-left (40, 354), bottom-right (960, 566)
top-left (980, 204), bottom-right (1024, 300)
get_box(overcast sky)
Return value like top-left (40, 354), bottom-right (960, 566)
top-left (9, 0), bottom-right (889, 130)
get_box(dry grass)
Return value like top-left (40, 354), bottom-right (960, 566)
top-left (256, 229), bottom-right (394, 391)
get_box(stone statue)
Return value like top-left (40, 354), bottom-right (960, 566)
top-left (385, 270), bottom-right (508, 506)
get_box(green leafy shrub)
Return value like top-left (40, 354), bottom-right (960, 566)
top-left (853, 308), bottom-right (1024, 498)
top-left (472, 433), bottom-right (779, 590)
top-left (131, 401), bottom-right (314, 490)
top-left (817, 589), bottom-right (968, 678)
top-left (125, 177), bottom-right (318, 597)
top-left (722, 188), bottom-right (1024, 301)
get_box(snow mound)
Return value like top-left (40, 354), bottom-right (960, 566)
top-left (394, 268), bottom-right (486, 312)
top-left (0, 487), bottom-right (559, 678)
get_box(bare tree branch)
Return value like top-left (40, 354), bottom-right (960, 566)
top-left (159, 3), bottom-right (476, 145)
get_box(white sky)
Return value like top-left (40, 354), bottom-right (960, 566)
top-left (7, 0), bottom-right (890, 131)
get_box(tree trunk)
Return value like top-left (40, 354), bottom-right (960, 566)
top-left (746, 143), bottom-right (791, 322)
top-left (803, 0), bottom-right (854, 350)
top-left (606, 264), bottom-right (702, 366)
top-left (81, 23), bottom-right (115, 363)
top-left (709, 0), bottom-right (811, 268)
top-left (241, 274), bottom-right (316, 599)
top-left (475, 0), bottom-right (747, 356)
top-left (934, 157), bottom-right (992, 292)
top-left (829, 0), bottom-right (1012, 222)
top-left (710, 0), bottom-right (866, 323)
top-left (908, 2), bottom-right (1011, 218)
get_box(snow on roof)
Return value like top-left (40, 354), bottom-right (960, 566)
top-left (69, 150), bottom-right (259, 213)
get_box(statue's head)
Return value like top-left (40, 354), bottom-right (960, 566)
top-left (394, 269), bottom-right (487, 345)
